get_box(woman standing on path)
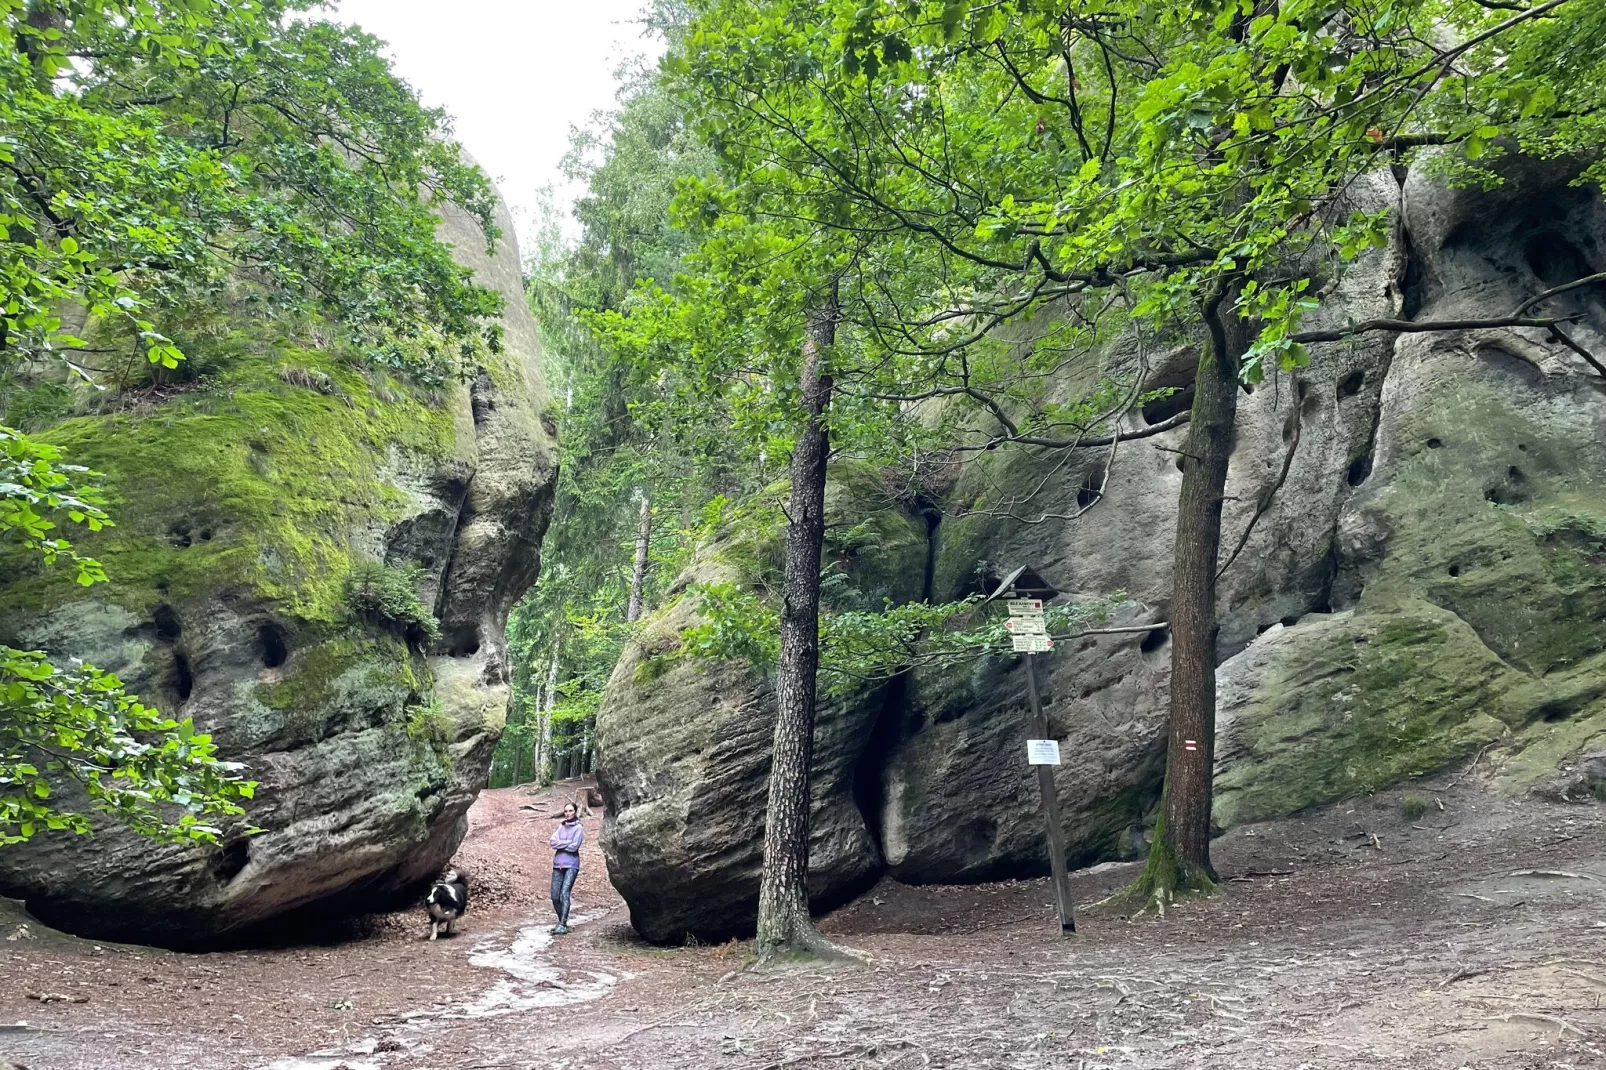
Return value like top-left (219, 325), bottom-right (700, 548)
top-left (549, 802), bottom-right (584, 934)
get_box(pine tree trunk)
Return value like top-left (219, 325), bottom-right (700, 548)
top-left (626, 493), bottom-right (652, 623)
top-left (755, 295), bottom-right (838, 959)
top-left (511, 734), bottom-right (522, 787)
top-left (1142, 282), bottom-right (1247, 898)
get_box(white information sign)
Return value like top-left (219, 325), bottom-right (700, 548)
top-left (1006, 617), bottom-right (1047, 635)
top-left (1006, 598), bottom-right (1044, 615)
top-left (1026, 739), bottom-right (1062, 766)
top-left (1011, 633), bottom-right (1053, 653)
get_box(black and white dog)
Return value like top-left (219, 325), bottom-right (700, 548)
top-left (425, 868), bottom-right (469, 941)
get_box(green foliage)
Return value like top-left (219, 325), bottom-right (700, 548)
top-left (665, 0), bottom-right (1602, 419)
top-left (680, 582), bottom-right (782, 669)
top-left (0, 1), bottom-right (503, 385)
top-left (1400, 795), bottom-right (1430, 821)
top-left (1, 424), bottom-right (109, 586)
top-left (345, 562), bottom-right (442, 645)
top-left (0, 647), bottom-right (251, 845)
top-left (1, 424), bottom-right (253, 846)
top-left (682, 578), bottom-right (1126, 697)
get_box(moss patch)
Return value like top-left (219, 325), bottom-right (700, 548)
top-left (1214, 605), bottom-right (1513, 828)
top-left (0, 338), bottom-right (459, 627)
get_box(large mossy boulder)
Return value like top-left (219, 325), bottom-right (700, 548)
top-left (595, 463), bottom-right (929, 943)
top-left (0, 191), bottom-right (558, 946)
top-left (597, 160), bottom-right (1606, 940)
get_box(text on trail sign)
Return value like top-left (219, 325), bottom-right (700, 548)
top-left (1005, 598), bottom-right (1050, 652)
top-left (1026, 739), bottom-right (1062, 766)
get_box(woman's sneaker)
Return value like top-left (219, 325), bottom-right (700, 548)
top-left (553, 924), bottom-right (569, 935)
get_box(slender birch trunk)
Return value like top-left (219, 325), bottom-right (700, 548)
top-left (626, 493), bottom-right (652, 623)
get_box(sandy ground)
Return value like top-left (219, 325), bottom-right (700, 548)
top-left (2, 769), bottom-right (1605, 1070)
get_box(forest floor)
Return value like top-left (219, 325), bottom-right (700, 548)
top-left (3, 769), bottom-right (1605, 1070)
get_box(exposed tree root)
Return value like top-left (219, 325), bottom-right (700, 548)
top-left (1113, 809), bottom-right (1218, 916)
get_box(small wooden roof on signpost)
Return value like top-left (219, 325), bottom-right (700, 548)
top-left (980, 565), bottom-right (1059, 604)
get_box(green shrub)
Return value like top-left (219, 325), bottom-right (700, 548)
top-left (1400, 794), bottom-right (1430, 820)
top-left (345, 562), bottom-right (442, 644)
top-left (1594, 780), bottom-right (1606, 804)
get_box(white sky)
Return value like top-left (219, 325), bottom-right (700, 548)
top-left (327, 0), bottom-right (663, 255)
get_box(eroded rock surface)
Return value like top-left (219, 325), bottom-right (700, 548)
top-left (0, 189), bottom-right (558, 946)
top-left (596, 160), bottom-right (1606, 942)
top-left (596, 464), bottom-right (928, 943)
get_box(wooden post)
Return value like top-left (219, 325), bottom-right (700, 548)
top-left (1024, 652), bottom-right (1076, 934)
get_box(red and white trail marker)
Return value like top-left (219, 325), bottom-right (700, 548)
top-left (1183, 739), bottom-right (1199, 752)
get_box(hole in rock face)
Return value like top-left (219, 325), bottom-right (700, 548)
top-left (153, 605), bottom-right (182, 642)
top-left (173, 651), bottom-right (194, 702)
top-left (209, 839), bottom-right (250, 883)
top-left (256, 622), bottom-right (288, 668)
top-left (1508, 465), bottom-right (1527, 483)
top-left (1139, 626), bottom-right (1169, 654)
top-left (1337, 370), bottom-right (1365, 399)
top-left (199, 528), bottom-right (213, 542)
top-left (1426, 438), bottom-right (1442, 449)
top-left (1537, 699), bottom-right (1575, 723)
top-left (168, 523), bottom-right (192, 548)
top-left (1142, 385), bottom-right (1195, 426)
top-left (1174, 455), bottom-right (1185, 472)
top-left (1076, 476), bottom-right (1102, 509)
top-left (444, 627), bottom-right (481, 658)
top-left (1347, 454), bottom-right (1373, 487)
top-left (1448, 564), bottom-right (1462, 578)
top-left (1517, 443), bottom-right (1528, 452)
top-left (1280, 614), bottom-right (1301, 627)
top-left (1524, 232), bottom-right (1593, 289)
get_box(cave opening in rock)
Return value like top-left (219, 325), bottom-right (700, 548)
top-left (852, 674), bottom-right (910, 859)
top-left (1139, 625), bottom-right (1169, 655)
top-left (172, 651), bottom-right (194, 702)
top-left (1346, 452), bottom-right (1373, 487)
top-left (256, 622), bottom-right (289, 668)
top-left (1142, 384), bottom-right (1196, 425)
top-left (1427, 438), bottom-right (1442, 449)
top-left (210, 839), bottom-right (251, 883)
top-left (153, 604), bottom-right (182, 642)
top-left (1337, 370), bottom-right (1365, 399)
top-left (1524, 232), bottom-right (1593, 289)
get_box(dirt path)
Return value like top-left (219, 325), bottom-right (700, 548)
top-left (3, 773), bottom-right (1605, 1069)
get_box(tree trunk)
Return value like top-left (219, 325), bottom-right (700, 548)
top-left (535, 646), bottom-right (558, 783)
top-left (1139, 281), bottom-right (1247, 902)
top-left (511, 732), bottom-right (522, 787)
top-left (626, 493), bottom-right (652, 623)
top-left (755, 294), bottom-right (838, 959)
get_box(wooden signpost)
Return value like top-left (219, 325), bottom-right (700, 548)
top-left (988, 567), bottom-right (1076, 935)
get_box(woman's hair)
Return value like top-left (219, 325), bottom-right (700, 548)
top-left (563, 803), bottom-right (577, 815)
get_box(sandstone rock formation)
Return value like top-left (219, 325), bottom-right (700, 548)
top-left (597, 159), bottom-right (1606, 943)
top-left (0, 190), bottom-right (558, 946)
top-left (596, 463), bottom-right (929, 943)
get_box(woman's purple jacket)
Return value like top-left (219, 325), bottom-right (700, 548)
top-left (550, 819), bottom-right (584, 870)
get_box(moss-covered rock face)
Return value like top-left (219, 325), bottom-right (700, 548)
top-left (1212, 161), bottom-right (1606, 826)
top-left (595, 461), bottom-right (929, 944)
top-left (0, 193), bottom-right (557, 947)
